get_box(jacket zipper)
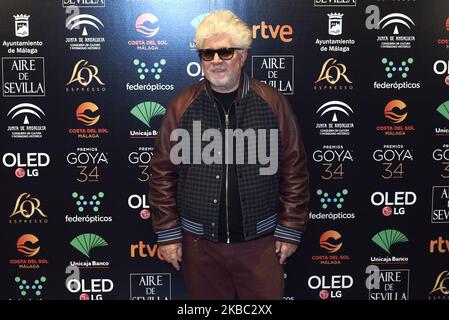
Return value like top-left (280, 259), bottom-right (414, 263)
top-left (225, 112), bottom-right (230, 243)
top-left (213, 102), bottom-right (231, 243)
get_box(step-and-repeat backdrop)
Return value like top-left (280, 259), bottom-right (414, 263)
top-left (1, 0), bottom-right (448, 300)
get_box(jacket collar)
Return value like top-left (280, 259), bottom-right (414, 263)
top-left (204, 71), bottom-right (250, 103)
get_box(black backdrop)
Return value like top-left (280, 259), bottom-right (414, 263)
top-left (1, 0), bottom-right (448, 300)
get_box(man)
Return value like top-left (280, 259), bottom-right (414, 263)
top-left (148, 10), bottom-right (309, 300)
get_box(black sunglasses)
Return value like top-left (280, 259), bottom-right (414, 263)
top-left (198, 47), bottom-right (243, 61)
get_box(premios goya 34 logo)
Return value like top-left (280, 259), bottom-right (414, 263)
top-left (66, 147), bottom-right (108, 183)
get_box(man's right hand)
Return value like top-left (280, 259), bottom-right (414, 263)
top-left (159, 243), bottom-right (182, 271)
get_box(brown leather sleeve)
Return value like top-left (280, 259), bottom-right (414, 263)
top-left (148, 81), bottom-right (205, 238)
top-left (251, 80), bottom-right (310, 233)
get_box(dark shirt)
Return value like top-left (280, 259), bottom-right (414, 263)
top-left (212, 89), bottom-right (245, 243)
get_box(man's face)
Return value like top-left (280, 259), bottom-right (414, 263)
top-left (201, 33), bottom-right (247, 93)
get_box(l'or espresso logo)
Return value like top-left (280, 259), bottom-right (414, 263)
top-left (315, 101), bottom-right (354, 136)
top-left (66, 147), bottom-right (108, 182)
top-left (376, 100), bottom-right (415, 136)
top-left (314, 0), bottom-right (356, 7)
top-left (312, 230), bottom-right (350, 265)
top-left (130, 273), bottom-right (171, 300)
top-left (66, 59), bottom-right (105, 92)
top-left (370, 229), bottom-right (409, 265)
top-left (129, 147), bottom-right (153, 182)
top-left (7, 103), bottom-right (47, 139)
top-left (314, 58), bottom-right (353, 90)
top-left (2, 152), bottom-right (50, 178)
top-left (68, 102), bottom-right (109, 139)
top-left (371, 191), bottom-right (416, 217)
top-left (432, 186), bottom-right (449, 224)
top-left (372, 145), bottom-right (413, 180)
top-left (130, 241), bottom-right (164, 260)
top-left (129, 101), bottom-right (165, 139)
top-left (312, 145), bottom-right (354, 180)
top-left (429, 270), bottom-right (449, 300)
top-left (432, 147), bottom-right (449, 179)
top-left (435, 100), bottom-right (449, 136)
top-left (128, 194), bottom-right (151, 220)
top-left (366, 265), bottom-right (409, 300)
top-left (128, 13), bottom-right (168, 51)
top-left (2, 57), bottom-right (45, 97)
top-left (373, 57), bottom-right (420, 90)
top-left (62, 0), bottom-right (106, 7)
top-left (10, 234), bottom-right (49, 269)
top-left (65, 191), bottom-right (112, 224)
top-left (315, 13), bottom-right (355, 53)
top-left (70, 233), bottom-right (110, 269)
top-left (436, 18), bottom-right (449, 49)
top-left (308, 275), bottom-right (353, 299)
top-left (365, 5), bottom-right (415, 49)
top-left (65, 6), bottom-right (105, 51)
top-left (9, 193), bottom-right (48, 224)
top-left (251, 56), bottom-right (294, 95)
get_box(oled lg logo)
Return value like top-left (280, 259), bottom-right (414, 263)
top-left (308, 275), bottom-right (353, 299)
top-left (370, 191), bottom-right (417, 216)
top-left (128, 194), bottom-right (151, 220)
top-left (2, 152), bottom-right (50, 178)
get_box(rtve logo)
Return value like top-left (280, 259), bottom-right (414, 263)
top-left (252, 22), bottom-right (293, 43)
top-left (430, 236), bottom-right (449, 253)
top-left (130, 241), bottom-right (164, 260)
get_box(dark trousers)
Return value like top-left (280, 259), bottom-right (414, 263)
top-left (182, 232), bottom-right (284, 300)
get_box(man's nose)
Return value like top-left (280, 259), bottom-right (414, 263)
top-left (211, 52), bottom-right (223, 63)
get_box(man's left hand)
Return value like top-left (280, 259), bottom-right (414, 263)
top-left (275, 241), bottom-right (298, 264)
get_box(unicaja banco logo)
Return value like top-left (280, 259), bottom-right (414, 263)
top-left (316, 189), bottom-right (348, 209)
top-left (437, 101), bottom-right (449, 121)
top-left (130, 102), bottom-right (165, 128)
top-left (70, 233), bottom-right (108, 258)
top-left (372, 229), bottom-right (408, 254)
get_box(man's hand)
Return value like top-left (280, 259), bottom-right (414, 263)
top-left (275, 241), bottom-right (298, 264)
top-left (159, 243), bottom-right (182, 271)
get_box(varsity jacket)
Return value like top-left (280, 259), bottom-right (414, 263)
top-left (148, 73), bottom-right (310, 245)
